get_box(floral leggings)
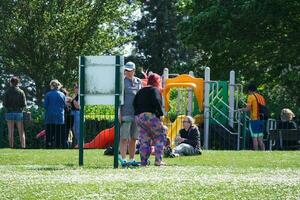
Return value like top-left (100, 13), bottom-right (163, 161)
top-left (135, 113), bottom-right (167, 165)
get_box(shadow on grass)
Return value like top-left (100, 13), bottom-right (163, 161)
top-left (26, 163), bottom-right (78, 171)
top-left (29, 166), bottom-right (66, 171)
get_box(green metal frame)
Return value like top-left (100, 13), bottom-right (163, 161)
top-left (78, 55), bottom-right (121, 167)
top-left (113, 56), bottom-right (121, 168)
top-left (79, 56), bottom-right (85, 166)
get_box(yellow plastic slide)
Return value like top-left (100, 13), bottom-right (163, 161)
top-left (163, 115), bottom-right (186, 147)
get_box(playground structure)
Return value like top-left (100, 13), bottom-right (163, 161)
top-left (161, 67), bottom-right (247, 150)
top-left (83, 66), bottom-right (249, 150)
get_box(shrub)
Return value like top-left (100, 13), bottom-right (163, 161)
top-left (0, 105), bottom-right (115, 148)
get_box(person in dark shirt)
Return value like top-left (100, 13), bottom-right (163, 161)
top-left (277, 108), bottom-right (297, 130)
top-left (60, 87), bottom-right (74, 148)
top-left (276, 108), bottom-right (298, 150)
top-left (133, 73), bottom-right (167, 166)
top-left (3, 76), bottom-right (27, 148)
top-left (71, 83), bottom-right (80, 145)
top-left (171, 116), bottom-right (201, 157)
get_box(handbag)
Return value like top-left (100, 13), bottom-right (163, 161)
top-left (23, 111), bottom-right (32, 121)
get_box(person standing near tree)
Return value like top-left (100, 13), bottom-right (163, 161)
top-left (3, 76), bottom-right (27, 148)
top-left (44, 79), bottom-right (66, 148)
top-left (240, 84), bottom-right (266, 150)
top-left (71, 83), bottom-right (80, 146)
top-left (118, 62), bottom-right (142, 167)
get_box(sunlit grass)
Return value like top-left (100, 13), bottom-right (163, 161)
top-left (0, 149), bottom-right (299, 199)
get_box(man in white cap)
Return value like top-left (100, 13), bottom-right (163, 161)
top-left (119, 61), bottom-right (142, 166)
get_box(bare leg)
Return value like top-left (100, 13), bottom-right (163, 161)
top-left (7, 120), bottom-right (15, 148)
top-left (257, 137), bottom-right (265, 151)
top-left (16, 121), bottom-right (26, 148)
top-left (119, 138), bottom-right (128, 160)
top-left (252, 138), bottom-right (258, 150)
top-left (128, 138), bottom-right (137, 160)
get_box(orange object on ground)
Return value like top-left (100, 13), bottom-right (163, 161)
top-left (84, 127), bottom-right (115, 149)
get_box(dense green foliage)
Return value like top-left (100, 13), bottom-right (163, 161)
top-left (0, 0), bottom-right (134, 104)
top-left (1, 0), bottom-right (299, 117)
top-left (131, 0), bottom-right (194, 74)
top-left (177, 0), bottom-right (300, 115)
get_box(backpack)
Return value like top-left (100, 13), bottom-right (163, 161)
top-left (253, 94), bottom-right (269, 120)
top-left (104, 146), bottom-right (114, 155)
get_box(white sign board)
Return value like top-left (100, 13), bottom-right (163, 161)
top-left (80, 56), bottom-right (124, 105)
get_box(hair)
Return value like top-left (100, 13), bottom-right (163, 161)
top-left (281, 108), bottom-right (295, 122)
top-left (10, 76), bottom-right (20, 86)
top-left (247, 83), bottom-right (257, 92)
top-left (184, 116), bottom-right (196, 127)
top-left (147, 73), bottom-right (161, 88)
top-left (49, 79), bottom-right (62, 90)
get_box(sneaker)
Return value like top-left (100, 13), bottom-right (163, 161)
top-left (118, 155), bottom-right (127, 168)
top-left (169, 153), bottom-right (175, 158)
top-left (163, 146), bottom-right (172, 158)
top-left (127, 160), bottom-right (141, 167)
top-left (141, 160), bottom-right (151, 166)
top-left (154, 161), bottom-right (166, 166)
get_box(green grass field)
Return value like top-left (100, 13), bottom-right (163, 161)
top-left (0, 149), bottom-right (299, 199)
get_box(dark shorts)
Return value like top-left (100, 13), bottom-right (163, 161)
top-left (5, 112), bottom-right (23, 121)
top-left (249, 120), bottom-right (264, 138)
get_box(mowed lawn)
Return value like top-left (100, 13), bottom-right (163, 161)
top-left (0, 149), bottom-right (299, 200)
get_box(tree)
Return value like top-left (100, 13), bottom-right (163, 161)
top-left (178, 0), bottom-right (300, 114)
top-left (133, 0), bottom-right (192, 74)
top-left (0, 0), bottom-right (134, 105)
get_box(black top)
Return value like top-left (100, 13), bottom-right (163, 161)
top-left (71, 95), bottom-right (79, 111)
top-left (3, 86), bottom-right (26, 112)
top-left (179, 126), bottom-right (201, 150)
top-left (277, 121), bottom-right (297, 130)
top-left (133, 86), bottom-right (163, 117)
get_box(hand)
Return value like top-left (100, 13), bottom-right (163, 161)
top-left (178, 137), bottom-right (186, 143)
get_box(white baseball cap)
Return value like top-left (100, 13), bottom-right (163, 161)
top-left (124, 61), bottom-right (136, 71)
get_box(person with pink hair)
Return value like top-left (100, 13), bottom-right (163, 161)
top-left (133, 73), bottom-right (167, 166)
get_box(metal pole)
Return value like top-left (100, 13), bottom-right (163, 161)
top-left (188, 71), bottom-right (194, 116)
top-left (177, 88), bottom-right (181, 115)
top-left (79, 56), bottom-right (85, 166)
top-left (162, 68), bottom-right (169, 88)
top-left (204, 67), bottom-right (210, 149)
top-left (162, 68), bottom-right (169, 115)
top-left (229, 71), bottom-right (235, 128)
top-left (242, 112), bottom-right (246, 150)
top-left (113, 56), bottom-right (121, 168)
top-left (237, 111), bottom-right (241, 150)
top-left (0, 108), bottom-right (3, 148)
